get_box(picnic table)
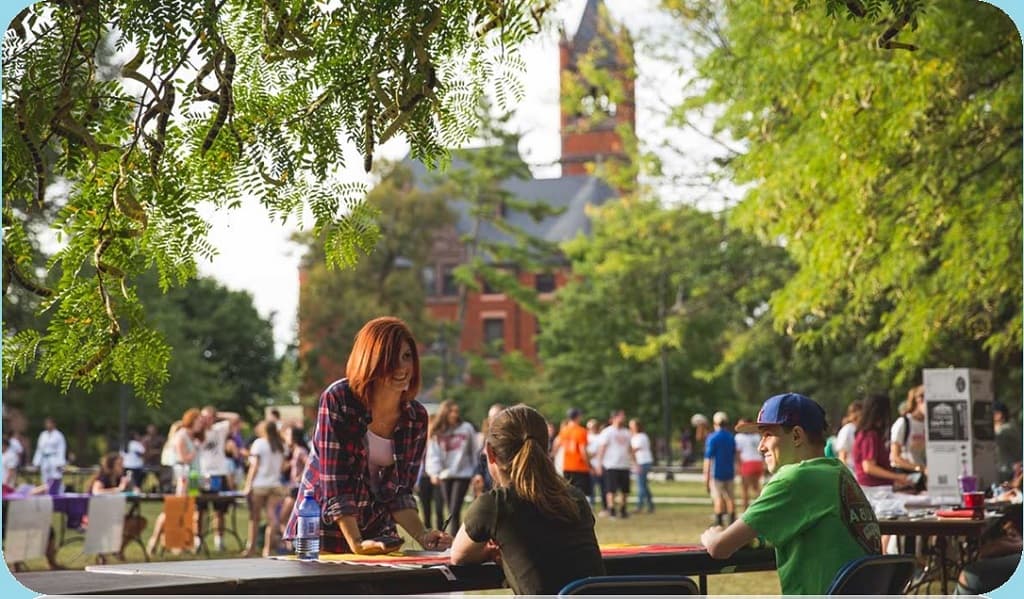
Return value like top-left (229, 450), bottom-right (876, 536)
top-left (12, 544), bottom-right (777, 595)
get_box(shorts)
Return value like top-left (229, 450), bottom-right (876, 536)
top-left (251, 485), bottom-right (287, 499)
top-left (196, 476), bottom-right (234, 512)
top-left (740, 461), bottom-right (764, 478)
top-left (604, 469), bottom-right (631, 495)
top-left (710, 479), bottom-right (734, 501)
top-left (564, 471), bottom-right (591, 496)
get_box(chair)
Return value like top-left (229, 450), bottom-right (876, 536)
top-left (825, 554), bottom-right (916, 595)
top-left (559, 574), bottom-right (701, 595)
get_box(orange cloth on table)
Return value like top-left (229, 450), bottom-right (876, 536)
top-left (161, 496), bottom-right (196, 550)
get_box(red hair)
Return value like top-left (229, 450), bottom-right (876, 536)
top-left (346, 317), bottom-right (421, 406)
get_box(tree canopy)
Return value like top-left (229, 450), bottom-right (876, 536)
top-left (297, 160), bottom-right (453, 396)
top-left (3, 269), bottom-right (279, 463)
top-left (666, 0), bottom-right (1022, 392)
top-left (3, 0), bottom-right (553, 404)
top-left (537, 198), bottom-right (795, 425)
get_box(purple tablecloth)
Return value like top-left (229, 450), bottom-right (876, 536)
top-left (3, 492), bottom-right (90, 529)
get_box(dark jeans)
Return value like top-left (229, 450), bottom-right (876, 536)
top-left (440, 477), bottom-right (471, 536)
top-left (417, 477), bottom-right (444, 530)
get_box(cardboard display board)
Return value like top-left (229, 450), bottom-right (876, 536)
top-left (923, 368), bottom-right (997, 501)
top-left (84, 494), bottom-right (126, 555)
top-left (3, 495), bottom-right (54, 562)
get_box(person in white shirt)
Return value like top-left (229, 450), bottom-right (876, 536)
top-left (121, 430), bottom-right (147, 489)
top-left (890, 386), bottom-right (927, 476)
top-left (595, 410), bottom-right (635, 519)
top-left (3, 437), bottom-right (20, 489)
top-left (629, 419), bottom-right (655, 514)
top-left (32, 417), bottom-right (67, 491)
top-left (242, 419), bottom-right (287, 557)
top-left (198, 405), bottom-right (242, 551)
top-left (833, 400), bottom-right (862, 471)
top-left (425, 400), bottom-right (479, 536)
top-left (733, 417), bottom-right (764, 510)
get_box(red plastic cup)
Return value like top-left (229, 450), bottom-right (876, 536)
top-left (962, 491), bottom-right (985, 508)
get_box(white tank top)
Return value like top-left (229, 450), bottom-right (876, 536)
top-left (366, 430), bottom-right (395, 468)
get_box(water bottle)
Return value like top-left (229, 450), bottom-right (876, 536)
top-left (295, 489), bottom-right (321, 560)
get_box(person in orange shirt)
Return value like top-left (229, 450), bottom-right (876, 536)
top-left (553, 408), bottom-right (591, 499)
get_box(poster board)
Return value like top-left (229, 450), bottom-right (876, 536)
top-left (923, 368), bottom-right (997, 501)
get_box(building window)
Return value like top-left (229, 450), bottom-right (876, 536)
top-left (535, 273), bottom-right (556, 293)
top-left (422, 266), bottom-right (437, 296)
top-left (441, 264), bottom-right (458, 297)
top-left (483, 318), bottom-right (504, 354)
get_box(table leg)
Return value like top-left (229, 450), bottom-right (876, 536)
top-left (699, 574), bottom-right (708, 595)
top-left (938, 535), bottom-right (949, 594)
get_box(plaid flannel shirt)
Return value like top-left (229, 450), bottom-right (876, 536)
top-left (283, 378), bottom-right (428, 553)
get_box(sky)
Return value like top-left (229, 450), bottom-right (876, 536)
top-left (196, 0), bottom-right (722, 354)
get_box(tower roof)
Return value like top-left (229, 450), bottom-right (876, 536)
top-left (570, 0), bottom-right (628, 66)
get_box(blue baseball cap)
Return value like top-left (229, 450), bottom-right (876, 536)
top-left (736, 392), bottom-right (827, 434)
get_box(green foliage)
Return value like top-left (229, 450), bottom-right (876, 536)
top-left (3, 0), bottom-right (554, 404)
top-left (2, 270), bottom-right (279, 463)
top-left (668, 0), bottom-right (1022, 395)
top-left (538, 199), bottom-right (795, 432)
top-left (450, 351), bottom-right (552, 426)
top-left (297, 160), bottom-right (455, 396)
top-left (441, 103), bottom-right (565, 326)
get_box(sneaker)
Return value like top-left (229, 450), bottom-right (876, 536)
top-left (598, 510), bottom-right (611, 518)
top-left (619, 507), bottom-right (629, 518)
top-left (214, 535), bottom-right (225, 552)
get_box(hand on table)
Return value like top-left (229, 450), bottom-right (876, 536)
top-left (417, 528), bottom-right (452, 551)
top-left (353, 538), bottom-right (403, 555)
top-left (700, 525), bottom-right (723, 549)
top-left (483, 540), bottom-right (502, 564)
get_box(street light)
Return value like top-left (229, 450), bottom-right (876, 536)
top-left (658, 281), bottom-right (685, 480)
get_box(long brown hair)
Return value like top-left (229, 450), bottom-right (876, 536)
top-left (89, 452), bottom-right (122, 490)
top-left (430, 399), bottom-right (461, 438)
top-left (257, 420), bottom-right (285, 454)
top-left (487, 405), bottom-right (581, 522)
top-left (346, 317), bottom-right (421, 406)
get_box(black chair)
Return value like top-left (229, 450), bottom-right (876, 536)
top-left (826, 554), bottom-right (916, 594)
top-left (559, 574), bottom-right (701, 595)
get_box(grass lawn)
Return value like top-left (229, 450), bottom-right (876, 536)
top-left (7, 483), bottom-right (786, 594)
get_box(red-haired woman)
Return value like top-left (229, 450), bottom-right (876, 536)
top-left (283, 317), bottom-right (451, 554)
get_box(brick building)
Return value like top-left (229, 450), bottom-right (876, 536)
top-left (298, 0), bottom-right (634, 392)
top-left (419, 0), bottom-right (634, 362)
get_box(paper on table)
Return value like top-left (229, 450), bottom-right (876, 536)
top-left (400, 548), bottom-right (452, 557)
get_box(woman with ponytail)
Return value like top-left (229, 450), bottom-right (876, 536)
top-left (451, 405), bottom-right (604, 595)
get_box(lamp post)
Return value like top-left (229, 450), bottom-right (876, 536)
top-left (658, 278), bottom-right (685, 480)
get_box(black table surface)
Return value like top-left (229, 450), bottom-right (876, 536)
top-left (14, 548), bottom-right (777, 595)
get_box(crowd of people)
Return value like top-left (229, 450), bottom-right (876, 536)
top-left (3, 314), bottom-right (1021, 595)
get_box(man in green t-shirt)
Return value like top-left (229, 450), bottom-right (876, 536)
top-left (700, 392), bottom-right (882, 595)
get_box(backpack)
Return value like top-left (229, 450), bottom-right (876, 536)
top-left (898, 414), bottom-right (911, 446)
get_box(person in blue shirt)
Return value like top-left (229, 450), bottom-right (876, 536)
top-left (703, 411), bottom-right (736, 526)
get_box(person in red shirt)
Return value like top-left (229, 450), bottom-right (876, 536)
top-left (553, 408), bottom-right (591, 498)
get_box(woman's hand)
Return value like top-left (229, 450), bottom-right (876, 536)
top-left (430, 476), bottom-right (441, 486)
top-left (352, 539), bottom-right (393, 555)
top-left (483, 540), bottom-right (502, 564)
top-left (417, 528), bottom-right (452, 551)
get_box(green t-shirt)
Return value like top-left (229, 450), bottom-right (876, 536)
top-left (462, 486), bottom-right (605, 595)
top-left (741, 457), bottom-right (881, 595)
